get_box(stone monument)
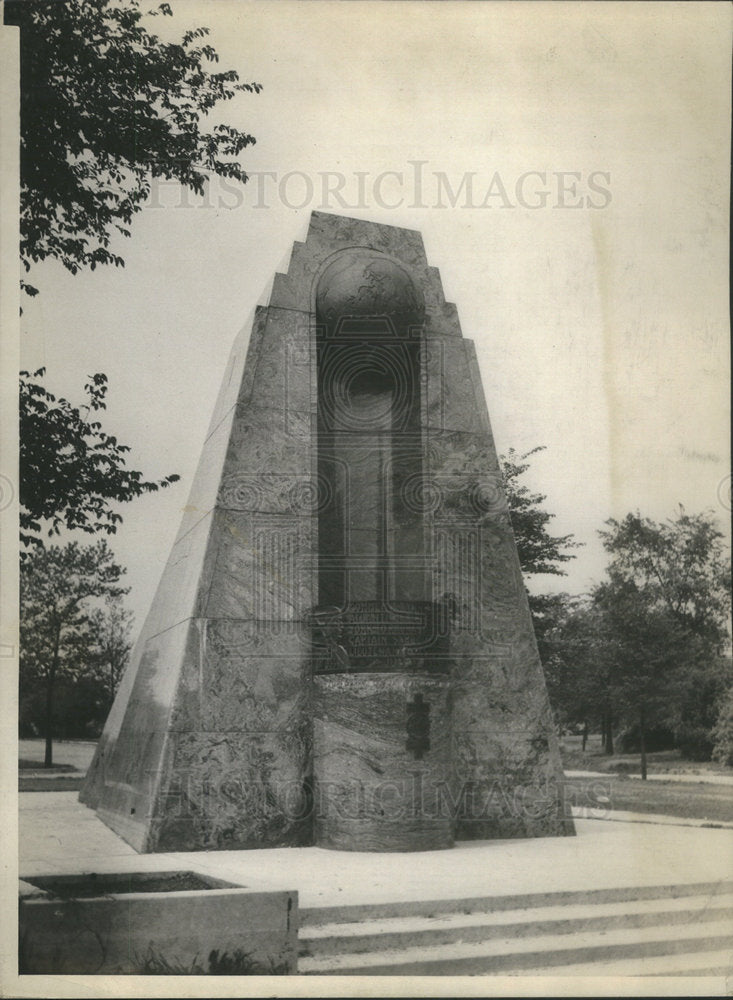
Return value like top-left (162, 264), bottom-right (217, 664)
top-left (80, 211), bottom-right (574, 852)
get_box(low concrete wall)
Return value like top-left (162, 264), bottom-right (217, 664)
top-left (19, 872), bottom-right (297, 974)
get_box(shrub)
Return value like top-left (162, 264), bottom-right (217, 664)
top-left (712, 687), bottom-right (733, 767)
top-left (617, 724), bottom-right (676, 754)
top-left (675, 725), bottom-right (714, 762)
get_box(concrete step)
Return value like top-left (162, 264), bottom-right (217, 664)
top-left (298, 917), bottom-right (733, 975)
top-left (525, 949), bottom-right (733, 977)
top-left (299, 893), bottom-right (733, 957)
top-left (300, 877), bottom-right (733, 926)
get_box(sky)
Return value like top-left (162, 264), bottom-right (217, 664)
top-left (9, 0), bottom-right (732, 631)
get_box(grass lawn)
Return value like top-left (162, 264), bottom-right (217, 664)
top-left (560, 733), bottom-right (732, 776)
top-left (564, 774), bottom-right (733, 824)
top-left (18, 739), bottom-right (97, 772)
top-left (560, 733), bottom-right (733, 823)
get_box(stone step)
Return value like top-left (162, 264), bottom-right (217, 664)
top-left (298, 917), bottom-right (733, 975)
top-left (299, 893), bottom-right (733, 957)
top-left (525, 949), bottom-right (733, 977)
top-left (300, 877), bottom-right (733, 926)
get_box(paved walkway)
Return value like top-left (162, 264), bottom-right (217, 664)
top-left (18, 792), bottom-right (733, 911)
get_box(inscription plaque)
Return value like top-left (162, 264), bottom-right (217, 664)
top-left (309, 600), bottom-right (449, 674)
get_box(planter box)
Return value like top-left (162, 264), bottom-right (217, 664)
top-left (19, 871), bottom-right (297, 974)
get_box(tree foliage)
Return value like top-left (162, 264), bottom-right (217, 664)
top-left (87, 600), bottom-right (134, 710)
top-left (20, 539), bottom-right (129, 765)
top-left (595, 509), bottom-right (732, 769)
top-left (712, 685), bottom-right (733, 767)
top-left (671, 652), bottom-right (733, 761)
top-left (500, 447), bottom-right (581, 719)
top-left (549, 508), bottom-right (732, 768)
top-left (501, 447), bottom-right (581, 578)
top-left (20, 367), bottom-right (180, 553)
top-left (5, 0), bottom-right (261, 296)
top-left (537, 507), bottom-right (732, 767)
top-left (19, 598), bottom-right (133, 742)
top-left (536, 596), bottom-right (604, 725)
top-left (599, 508), bottom-right (731, 648)
top-left (593, 574), bottom-right (697, 773)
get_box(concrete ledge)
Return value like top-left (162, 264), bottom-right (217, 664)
top-left (19, 871), bottom-right (298, 975)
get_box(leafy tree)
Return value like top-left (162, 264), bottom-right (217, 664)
top-left (593, 508), bottom-right (732, 774)
top-left (19, 598), bottom-right (132, 740)
top-left (500, 447), bottom-right (582, 730)
top-left (591, 573), bottom-right (697, 777)
top-left (5, 0), bottom-right (261, 297)
top-left (599, 508), bottom-right (731, 647)
top-left (20, 540), bottom-right (129, 766)
top-left (500, 445), bottom-right (581, 655)
top-left (87, 599), bottom-right (134, 715)
top-left (501, 447), bottom-right (581, 578)
top-left (536, 506), bottom-right (732, 768)
top-left (527, 592), bottom-right (575, 673)
top-left (20, 367), bottom-right (179, 553)
top-left (536, 595), bottom-right (618, 750)
top-left (668, 651), bottom-right (732, 761)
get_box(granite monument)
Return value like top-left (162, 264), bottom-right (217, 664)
top-left (80, 211), bottom-right (574, 851)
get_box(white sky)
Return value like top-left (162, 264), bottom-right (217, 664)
top-left (12, 0), bottom-right (731, 630)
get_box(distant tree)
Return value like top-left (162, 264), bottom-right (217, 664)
top-left (19, 598), bottom-right (133, 740)
top-left (500, 447), bottom-right (582, 727)
top-left (594, 508), bottom-right (732, 775)
top-left (5, 0), bottom-right (261, 297)
top-left (712, 685), bottom-right (733, 767)
top-left (668, 651), bottom-right (733, 762)
top-left (20, 368), bottom-right (179, 553)
top-left (527, 592), bottom-right (575, 674)
top-left (87, 600), bottom-right (134, 716)
top-left (599, 508), bottom-right (731, 648)
top-left (536, 595), bottom-right (618, 750)
top-left (592, 573), bottom-right (698, 777)
top-left (537, 506), bottom-right (732, 767)
top-left (501, 447), bottom-right (581, 579)
top-left (20, 540), bottom-right (128, 766)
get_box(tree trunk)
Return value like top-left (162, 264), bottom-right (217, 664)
top-left (44, 673), bottom-right (54, 768)
top-left (44, 628), bottom-right (60, 769)
top-left (582, 720), bottom-right (589, 752)
top-left (603, 711), bottom-right (614, 755)
top-left (639, 703), bottom-right (648, 780)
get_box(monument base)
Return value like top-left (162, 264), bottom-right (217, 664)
top-left (313, 673), bottom-right (453, 852)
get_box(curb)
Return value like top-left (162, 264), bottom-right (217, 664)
top-left (572, 807), bottom-right (733, 830)
top-left (19, 773), bottom-right (85, 792)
